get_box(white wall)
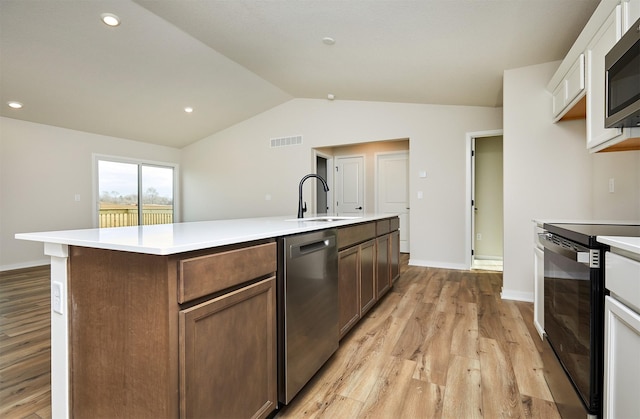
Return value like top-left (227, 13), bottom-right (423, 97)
top-left (591, 151), bottom-right (640, 220)
top-left (181, 98), bottom-right (502, 269)
top-left (0, 117), bottom-right (181, 270)
top-left (503, 62), bottom-right (640, 301)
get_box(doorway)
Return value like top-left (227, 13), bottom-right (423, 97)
top-left (466, 130), bottom-right (504, 271)
top-left (315, 153), bottom-right (333, 214)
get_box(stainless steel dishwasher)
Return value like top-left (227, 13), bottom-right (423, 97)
top-left (278, 229), bottom-right (338, 405)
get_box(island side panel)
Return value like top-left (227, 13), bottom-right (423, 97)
top-left (44, 243), bottom-right (70, 419)
top-left (68, 246), bottom-right (180, 418)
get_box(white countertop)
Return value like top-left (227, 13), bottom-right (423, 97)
top-left (598, 236), bottom-right (640, 256)
top-left (16, 214), bottom-right (395, 255)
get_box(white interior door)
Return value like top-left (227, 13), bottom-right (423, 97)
top-left (335, 156), bottom-right (364, 216)
top-left (376, 152), bottom-right (409, 252)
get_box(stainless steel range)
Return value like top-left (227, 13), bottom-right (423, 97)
top-left (540, 223), bottom-right (640, 418)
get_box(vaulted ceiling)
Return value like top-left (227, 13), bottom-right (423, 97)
top-left (0, 0), bottom-right (600, 148)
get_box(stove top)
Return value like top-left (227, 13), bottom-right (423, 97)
top-left (544, 223), bottom-right (640, 247)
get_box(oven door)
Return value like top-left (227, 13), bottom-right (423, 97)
top-left (541, 233), bottom-right (602, 414)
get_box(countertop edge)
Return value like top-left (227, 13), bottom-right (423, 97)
top-left (598, 236), bottom-right (640, 256)
top-left (15, 214), bottom-right (399, 255)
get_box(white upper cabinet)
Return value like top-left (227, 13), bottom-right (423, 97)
top-left (621, 0), bottom-right (640, 32)
top-left (548, 0), bottom-right (640, 152)
top-left (586, 7), bottom-right (623, 149)
top-left (552, 54), bottom-right (585, 121)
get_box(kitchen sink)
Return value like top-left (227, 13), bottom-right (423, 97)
top-left (285, 216), bottom-right (361, 222)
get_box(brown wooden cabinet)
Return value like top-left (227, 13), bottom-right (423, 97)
top-left (337, 217), bottom-right (400, 340)
top-left (391, 229), bottom-right (400, 283)
top-left (179, 277), bottom-right (276, 419)
top-left (376, 234), bottom-right (391, 298)
top-left (338, 245), bottom-right (360, 338)
top-left (68, 240), bottom-right (277, 419)
top-left (359, 239), bottom-right (376, 315)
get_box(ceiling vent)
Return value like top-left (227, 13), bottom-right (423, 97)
top-left (270, 135), bottom-right (303, 148)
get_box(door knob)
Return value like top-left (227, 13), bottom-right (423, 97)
top-left (356, 206), bottom-right (363, 210)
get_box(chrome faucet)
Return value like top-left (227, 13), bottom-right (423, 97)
top-left (298, 174), bottom-right (330, 218)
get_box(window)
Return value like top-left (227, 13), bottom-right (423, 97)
top-left (96, 157), bottom-right (177, 228)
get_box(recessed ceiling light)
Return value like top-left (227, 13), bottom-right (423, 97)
top-left (184, 107), bottom-right (194, 113)
top-left (7, 101), bottom-right (23, 109)
top-left (322, 37), bottom-right (336, 46)
top-left (101, 13), bottom-right (121, 27)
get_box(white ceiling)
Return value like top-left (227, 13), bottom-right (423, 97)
top-left (0, 0), bottom-right (600, 148)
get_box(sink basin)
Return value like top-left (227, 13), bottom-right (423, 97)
top-left (285, 216), bottom-right (361, 222)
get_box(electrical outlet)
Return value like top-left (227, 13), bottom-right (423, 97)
top-left (52, 281), bottom-right (64, 314)
top-left (608, 178), bottom-right (615, 193)
top-left (476, 233), bottom-right (482, 240)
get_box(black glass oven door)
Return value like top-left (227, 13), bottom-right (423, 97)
top-left (543, 242), bottom-right (594, 409)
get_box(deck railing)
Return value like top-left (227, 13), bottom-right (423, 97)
top-left (99, 205), bottom-right (173, 228)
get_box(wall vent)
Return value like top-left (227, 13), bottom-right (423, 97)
top-left (270, 135), bottom-right (303, 148)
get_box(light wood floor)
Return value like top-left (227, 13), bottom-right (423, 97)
top-left (0, 258), bottom-right (559, 418)
top-left (0, 265), bottom-right (51, 419)
top-left (277, 256), bottom-right (560, 418)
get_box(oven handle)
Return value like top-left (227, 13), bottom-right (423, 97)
top-left (538, 232), bottom-right (597, 267)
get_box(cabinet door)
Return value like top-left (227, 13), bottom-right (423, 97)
top-left (587, 8), bottom-right (624, 149)
top-left (179, 277), bottom-right (277, 419)
top-left (604, 296), bottom-right (640, 419)
top-left (621, 0), bottom-right (640, 33)
top-left (390, 230), bottom-right (400, 283)
top-left (360, 240), bottom-right (376, 316)
top-left (339, 246), bottom-right (360, 338)
top-left (552, 54), bottom-right (586, 120)
top-left (376, 235), bottom-right (391, 298)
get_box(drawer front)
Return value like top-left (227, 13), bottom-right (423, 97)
top-left (337, 222), bottom-right (376, 249)
top-left (376, 219), bottom-right (391, 236)
top-left (389, 217), bottom-right (400, 231)
top-left (178, 242), bottom-right (277, 303)
top-left (606, 251), bottom-right (640, 312)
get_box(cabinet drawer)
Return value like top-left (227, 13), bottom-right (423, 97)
top-left (376, 219), bottom-right (391, 236)
top-left (606, 251), bottom-right (640, 311)
top-left (337, 222), bottom-right (376, 249)
top-left (390, 217), bottom-right (399, 231)
top-left (178, 242), bottom-right (277, 303)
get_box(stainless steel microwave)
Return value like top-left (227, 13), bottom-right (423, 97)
top-left (605, 16), bottom-right (640, 128)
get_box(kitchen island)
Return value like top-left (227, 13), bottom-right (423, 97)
top-left (16, 214), bottom-right (399, 419)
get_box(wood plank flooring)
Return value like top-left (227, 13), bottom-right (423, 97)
top-left (277, 256), bottom-right (560, 418)
top-left (0, 265), bottom-right (51, 419)
top-left (0, 258), bottom-right (559, 418)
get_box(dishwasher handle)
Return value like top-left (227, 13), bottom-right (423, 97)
top-left (290, 236), bottom-right (336, 258)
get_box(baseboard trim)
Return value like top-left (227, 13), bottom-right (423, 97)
top-left (534, 320), bottom-right (545, 340)
top-left (500, 289), bottom-right (534, 302)
top-left (0, 259), bottom-right (50, 272)
top-left (408, 258), bottom-right (468, 271)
